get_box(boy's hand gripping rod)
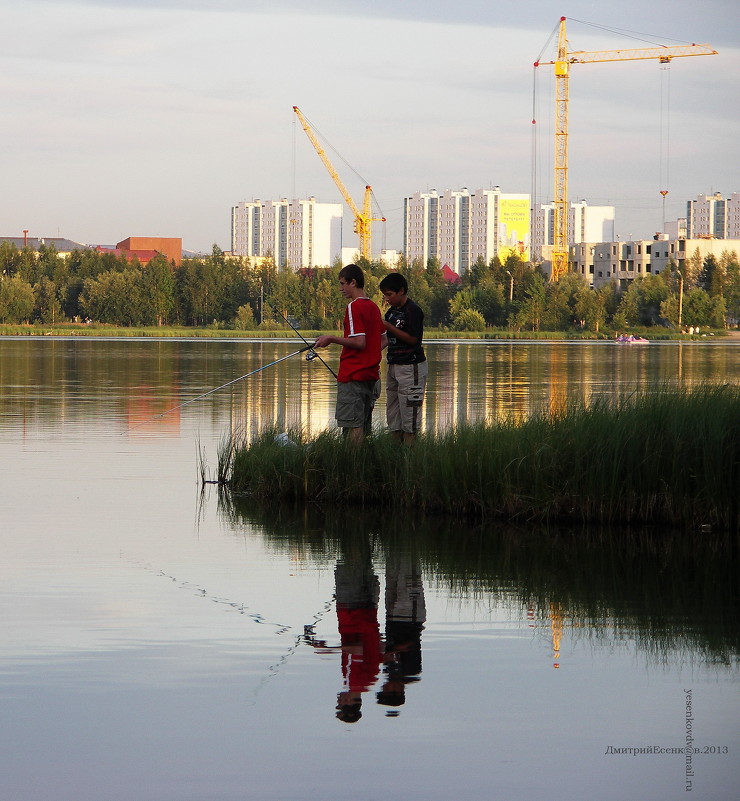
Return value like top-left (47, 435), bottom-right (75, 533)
top-left (269, 305), bottom-right (338, 380)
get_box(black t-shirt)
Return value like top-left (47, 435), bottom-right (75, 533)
top-left (385, 298), bottom-right (426, 365)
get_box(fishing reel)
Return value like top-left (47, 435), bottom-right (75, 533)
top-left (305, 350), bottom-right (320, 362)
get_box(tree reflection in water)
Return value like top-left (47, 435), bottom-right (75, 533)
top-left (220, 494), bottom-right (740, 689)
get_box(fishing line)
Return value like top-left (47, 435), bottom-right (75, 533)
top-left (125, 345), bottom-right (313, 431)
top-left (122, 554), bottom-right (293, 635)
top-left (123, 552), bottom-right (337, 704)
top-left (269, 304), bottom-right (338, 380)
top-left (248, 594), bottom-right (336, 706)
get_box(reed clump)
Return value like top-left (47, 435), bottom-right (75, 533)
top-left (223, 384), bottom-right (740, 530)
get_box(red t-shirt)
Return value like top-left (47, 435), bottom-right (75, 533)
top-left (337, 606), bottom-right (382, 692)
top-left (338, 297), bottom-right (383, 383)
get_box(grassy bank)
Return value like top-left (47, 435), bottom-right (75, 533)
top-left (221, 385), bottom-right (740, 530)
top-left (0, 323), bottom-right (297, 338)
top-left (0, 322), bottom-right (730, 340)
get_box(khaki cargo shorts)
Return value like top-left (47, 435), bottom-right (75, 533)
top-left (386, 361), bottom-right (428, 434)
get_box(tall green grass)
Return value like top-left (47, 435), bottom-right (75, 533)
top-left (222, 385), bottom-right (740, 530)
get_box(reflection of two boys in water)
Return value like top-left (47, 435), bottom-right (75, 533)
top-left (304, 538), bottom-right (426, 723)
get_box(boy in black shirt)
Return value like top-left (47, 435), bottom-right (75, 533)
top-left (379, 273), bottom-right (428, 445)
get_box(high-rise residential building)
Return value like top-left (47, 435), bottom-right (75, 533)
top-left (532, 201), bottom-right (615, 259)
top-left (231, 200), bottom-right (266, 261)
top-left (728, 194), bottom-right (740, 239)
top-left (403, 187), bottom-right (530, 276)
top-left (231, 197), bottom-right (342, 269)
top-left (403, 190), bottom-right (438, 267)
top-left (287, 198), bottom-right (343, 269)
top-left (687, 192), bottom-right (740, 239)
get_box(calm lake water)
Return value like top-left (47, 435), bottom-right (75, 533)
top-left (1, 337), bottom-right (738, 801)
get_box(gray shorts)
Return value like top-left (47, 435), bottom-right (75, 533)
top-left (336, 379), bottom-right (381, 429)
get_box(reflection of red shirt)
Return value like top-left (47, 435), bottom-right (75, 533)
top-left (337, 606), bottom-right (382, 691)
top-left (338, 297), bottom-right (383, 383)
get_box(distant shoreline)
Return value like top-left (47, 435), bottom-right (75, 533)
top-left (0, 324), bottom-right (736, 342)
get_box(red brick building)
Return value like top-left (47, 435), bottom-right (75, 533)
top-left (116, 237), bottom-right (182, 266)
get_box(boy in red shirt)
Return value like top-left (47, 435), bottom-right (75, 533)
top-left (314, 264), bottom-right (383, 444)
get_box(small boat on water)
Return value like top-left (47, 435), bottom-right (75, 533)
top-left (615, 334), bottom-right (649, 344)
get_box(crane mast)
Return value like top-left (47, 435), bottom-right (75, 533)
top-left (293, 106), bottom-right (385, 261)
top-left (536, 18), bottom-right (717, 281)
top-left (552, 20), bottom-right (570, 285)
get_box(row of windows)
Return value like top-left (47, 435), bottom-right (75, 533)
top-left (575, 262), bottom-right (654, 274)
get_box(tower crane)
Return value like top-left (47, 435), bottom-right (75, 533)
top-left (535, 18), bottom-right (717, 281)
top-left (293, 106), bottom-right (385, 261)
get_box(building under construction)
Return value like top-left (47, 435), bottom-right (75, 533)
top-left (571, 234), bottom-right (740, 290)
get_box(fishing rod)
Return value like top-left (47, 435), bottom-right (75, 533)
top-left (269, 304), bottom-right (338, 380)
top-left (126, 344), bottom-right (313, 431)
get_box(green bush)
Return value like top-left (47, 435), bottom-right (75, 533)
top-left (452, 307), bottom-right (486, 331)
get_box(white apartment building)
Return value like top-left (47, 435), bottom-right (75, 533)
top-left (532, 201), bottom-right (615, 261)
top-left (231, 197), bottom-right (342, 269)
top-left (571, 236), bottom-right (740, 289)
top-left (403, 187), bottom-right (530, 276)
top-left (231, 200), bottom-right (264, 260)
top-left (687, 192), bottom-right (740, 239)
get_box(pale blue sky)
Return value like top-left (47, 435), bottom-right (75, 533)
top-left (2, 0), bottom-right (738, 253)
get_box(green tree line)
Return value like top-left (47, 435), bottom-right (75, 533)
top-left (1, 241), bottom-right (738, 332)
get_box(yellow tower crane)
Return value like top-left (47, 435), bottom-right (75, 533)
top-left (293, 106), bottom-right (385, 261)
top-left (535, 17), bottom-right (717, 281)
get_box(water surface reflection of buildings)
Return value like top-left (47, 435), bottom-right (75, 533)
top-left (4, 340), bottom-right (738, 436)
top-left (224, 341), bottom-right (699, 436)
top-left (226, 343), bottom-right (337, 437)
top-left (222, 340), bottom-right (740, 437)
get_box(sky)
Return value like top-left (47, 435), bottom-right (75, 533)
top-left (2, 0), bottom-right (739, 255)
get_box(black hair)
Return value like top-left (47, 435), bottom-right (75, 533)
top-left (338, 263), bottom-right (364, 288)
top-left (379, 272), bottom-right (408, 293)
top-left (336, 703), bottom-right (362, 723)
top-left (376, 689), bottom-right (405, 707)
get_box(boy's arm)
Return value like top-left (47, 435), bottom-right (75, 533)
top-left (383, 319), bottom-right (417, 345)
top-left (384, 302), bottom-right (423, 345)
top-left (314, 333), bottom-right (365, 350)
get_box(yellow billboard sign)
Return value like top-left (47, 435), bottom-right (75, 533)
top-left (498, 197), bottom-right (530, 261)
